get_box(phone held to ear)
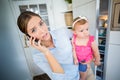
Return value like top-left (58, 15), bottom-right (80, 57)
top-left (27, 35), bottom-right (39, 43)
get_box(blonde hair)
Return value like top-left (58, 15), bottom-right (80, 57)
top-left (72, 16), bottom-right (88, 30)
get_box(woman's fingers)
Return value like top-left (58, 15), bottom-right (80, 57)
top-left (29, 37), bottom-right (49, 54)
top-left (32, 37), bottom-right (37, 47)
top-left (38, 39), bottom-right (41, 46)
top-left (29, 37), bottom-right (38, 48)
top-left (29, 37), bottom-right (33, 45)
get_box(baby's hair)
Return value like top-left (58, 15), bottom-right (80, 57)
top-left (72, 16), bottom-right (88, 30)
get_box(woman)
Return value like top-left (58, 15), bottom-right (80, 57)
top-left (17, 11), bottom-right (79, 80)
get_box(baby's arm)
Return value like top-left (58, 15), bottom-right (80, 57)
top-left (91, 40), bottom-right (101, 66)
top-left (71, 38), bottom-right (78, 65)
top-left (73, 49), bottom-right (78, 65)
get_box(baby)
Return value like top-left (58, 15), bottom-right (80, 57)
top-left (72, 16), bottom-right (101, 80)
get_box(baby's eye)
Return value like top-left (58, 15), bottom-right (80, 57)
top-left (80, 30), bottom-right (83, 32)
top-left (86, 28), bottom-right (88, 31)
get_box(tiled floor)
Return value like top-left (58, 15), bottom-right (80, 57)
top-left (33, 73), bottom-right (51, 80)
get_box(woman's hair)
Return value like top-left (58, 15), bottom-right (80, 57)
top-left (17, 11), bottom-right (41, 36)
top-left (72, 16), bottom-right (88, 30)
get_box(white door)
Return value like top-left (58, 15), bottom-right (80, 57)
top-left (9, 0), bottom-right (54, 77)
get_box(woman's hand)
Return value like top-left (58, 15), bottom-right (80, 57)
top-left (29, 37), bottom-right (49, 54)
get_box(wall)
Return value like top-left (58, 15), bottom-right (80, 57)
top-left (51, 0), bottom-right (67, 30)
top-left (72, 0), bottom-right (97, 36)
top-left (0, 0), bottom-right (32, 80)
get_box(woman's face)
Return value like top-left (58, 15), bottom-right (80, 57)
top-left (74, 22), bottom-right (89, 38)
top-left (27, 16), bottom-right (51, 41)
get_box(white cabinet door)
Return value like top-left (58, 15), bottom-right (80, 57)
top-left (9, 0), bottom-right (54, 77)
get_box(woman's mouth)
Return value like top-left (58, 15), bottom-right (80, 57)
top-left (42, 33), bottom-right (48, 39)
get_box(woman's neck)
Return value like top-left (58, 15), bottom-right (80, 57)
top-left (42, 36), bottom-right (55, 48)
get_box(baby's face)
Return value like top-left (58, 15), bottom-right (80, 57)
top-left (74, 22), bottom-right (89, 38)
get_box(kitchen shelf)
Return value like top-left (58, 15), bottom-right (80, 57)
top-left (98, 36), bottom-right (106, 38)
top-left (96, 11), bottom-right (108, 80)
top-left (96, 25), bottom-right (107, 79)
top-left (96, 76), bottom-right (102, 80)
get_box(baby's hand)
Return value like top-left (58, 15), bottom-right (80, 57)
top-left (94, 60), bottom-right (101, 66)
top-left (74, 58), bottom-right (78, 65)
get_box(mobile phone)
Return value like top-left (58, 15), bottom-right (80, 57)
top-left (27, 35), bottom-right (39, 43)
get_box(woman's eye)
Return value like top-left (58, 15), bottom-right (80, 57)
top-left (86, 28), bottom-right (88, 31)
top-left (32, 28), bottom-right (36, 33)
top-left (39, 21), bottom-right (44, 26)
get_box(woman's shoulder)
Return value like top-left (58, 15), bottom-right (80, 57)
top-left (51, 27), bottom-right (72, 37)
top-left (51, 27), bottom-right (68, 33)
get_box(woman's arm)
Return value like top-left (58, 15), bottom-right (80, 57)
top-left (32, 50), bottom-right (66, 80)
top-left (91, 40), bottom-right (101, 66)
top-left (30, 37), bottom-right (64, 73)
top-left (44, 51), bottom-right (64, 73)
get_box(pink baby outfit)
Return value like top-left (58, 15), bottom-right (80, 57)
top-left (73, 35), bottom-right (94, 63)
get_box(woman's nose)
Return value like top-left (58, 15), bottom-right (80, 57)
top-left (38, 27), bottom-right (45, 34)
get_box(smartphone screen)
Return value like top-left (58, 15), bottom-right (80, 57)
top-left (35, 38), bottom-right (39, 43)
